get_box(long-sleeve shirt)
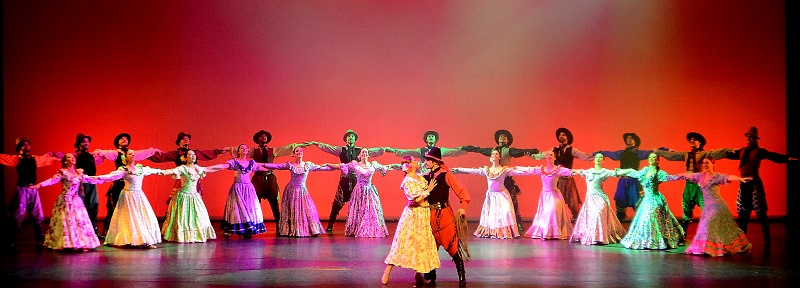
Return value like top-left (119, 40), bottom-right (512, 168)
top-left (94, 148), bottom-right (159, 164)
top-left (463, 145), bottom-right (539, 166)
top-left (149, 147), bottom-right (226, 166)
top-left (725, 145), bottom-right (791, 177)
top-left (597, 147), bottom-right (659, 170)
top-left (0, 154), bottom-right (59, 186)
top-left (657, 148), bottom-right (732, 172)
top-left (531, 146), bottom-right (593, 167)
top-left (392, 146), bottom-right (466, 162)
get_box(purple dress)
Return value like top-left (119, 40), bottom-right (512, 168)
top-left (571, 168), bottom-right (627, 245)
top-left (265, 161), bottom-right (333, 237)
top-left (517, 166), bottom-right (574, 240)
top-left (221, 159), bottom-right (267, 236)
top-left (37, 169), bottom-right (104, 250)
top-left (684, 173), bottom-right (751, 256)
top-left (341, 161), bottom-right (390, 237)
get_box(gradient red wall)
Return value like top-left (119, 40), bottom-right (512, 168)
top-left (3, 1), bottom-right (787, 221)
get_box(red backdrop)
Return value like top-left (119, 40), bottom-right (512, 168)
top-left (3, 1), bottom-right (787, 221)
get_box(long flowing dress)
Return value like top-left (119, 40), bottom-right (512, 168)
top-left (161, 165), bottom-right (216, 243)
top-left (384, 175), bottom-right (440, 273)
top-left (452, 166), bottom-right (527, 239)
top-left (570, 168), bottom-right (627, 245)
top-left (341, 161), bottom-right (390, 238)
top-left (96, 164), bottom-right (162, 246)
top-left (265, 161), bottom-right (332, 237)
top-left (518, 166), bottom-right (574, 239)
top-left (221, 159), bottom-right (267, 236)
top-left (684, 173), bottom-right (751, 256)
top-left (620, 168), bottom-right (685, 249)
top-left (37, 169), bottom-right (103, 250)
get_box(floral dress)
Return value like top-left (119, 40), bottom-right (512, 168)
top-left (264, 161), bottom-right (333, 237)
top-left (571, 168), bottom-right (627, 245)
top-left (384, 175), bottom-right (440, 273)
top-left (341, 161), bottom-right (390, 238)
top-left (37, 169), bottom-right (104, 250)
top-left (684, 172), bottom-right (751, 256)
top-left (620, 168), bottom-right (685, 249)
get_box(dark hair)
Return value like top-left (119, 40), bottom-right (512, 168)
top-left (181, 149), bottom-right (195, 164)
top-left (400, 156), bottom-right (414, 174)
top-left (701, 155), bottom-right (715, 164)
top-left (61, 154), bottom-right (70, 168)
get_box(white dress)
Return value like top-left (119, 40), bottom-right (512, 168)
top-left (452, 166), bottom-right (527, 239)
top-left (96, 164), bottom-right (162, 246)
top-left (384, 176), bottom-right (440, 273)
top-left (517, 166), bottom-right (574, 240)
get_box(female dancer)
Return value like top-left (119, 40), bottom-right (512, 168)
top-left (382, 156), bottom-right (440, 286)
top-left (451, 148), bottom-right (533, 239)
top-left (31, 153), bottom-right (104, 251)
top-left (618, 152), bottom-right (685, 250)
top-left (327, 148), bottom-right (396, 238)
top-left (92, 149), bottom-right (165, 248)
top-left (676, 156), bottom-right (752, 256)
top-left (516, 150), bottom-right (574, 240)
top-left (158, 150), bottom-right (221, 243)
top-left (261, 146), bottom-right (334, 237)
top-left (207, 144), bottom-right (269, 238)
top-left (569, 153), bottom-right (629, 245)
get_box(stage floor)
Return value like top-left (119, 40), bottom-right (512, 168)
top-left (2, 220), bottom-right (794, 288)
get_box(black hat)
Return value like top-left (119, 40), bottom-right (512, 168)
top-left (343, 129), bottom-right (358, 142)
top-left (253, 130), bottom-right (272, 144)
top-left (423, 146), bottom-right (444, 163)
top-left (556, 128), bottom-right (573, 145)
top-left (114, 133), bottom-right (131, 148)
top-left (423, 130), bottom-right (440, 144)
top-left (622, 133), bottom-right (640, 147)
top-left (686, 132), bottom-right (707, 147)
top-left (744, 126), bottom-right (760, 140)
top-left (74, 133), bottom-right (92, 149)
top-left (494, 130), bottom-right (514, 146)
top-left (15, 137), bottom-right (30, 152)
top-left (175, 132), bottom-right (192, 146)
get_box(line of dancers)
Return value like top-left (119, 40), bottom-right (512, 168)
top-left (2, 126), bottom-right (796, 286)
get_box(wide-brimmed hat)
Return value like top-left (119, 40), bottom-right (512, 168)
top-left (555, 128), bottom-right (573, 145)
top-left (15, 137), bottom-right (30, 152)
top-left (686, 132), bottom-right (707, 147)
top-left (175, 132), bottom-right (192, 146)
top-left (114, 133), bottom-right (131, 148)
top-left (622, 132), bottom-right (640, 147)
top-left (343, 129), bottom-right (358, 142)
top-left (744, 126), bottom-right (760, 140)
top-left (74, 133), bottom-right (92, 148)
top-left (494, 130), bottom-right (513, 146)
top-left (423, 130), bottom-right (440, 143)
top-left (423, 146), bottom-right (444, 163)
top-left (253, 130), bottom-right (272, 144)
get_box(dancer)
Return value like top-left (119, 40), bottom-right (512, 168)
top-left (675, 156), bottom-right (753, 256)
top-left (0, 138), bottom-right (60, 249)
top-left (71, 133), bottom-right (106, 237)
top-left (569, 153), bottom-right (630, 245)
top-left (595, 133), bottom-right (664, 221)
top-left (148, 131), bottom-right (228, 200)
top-left (725, 126), bottom-right (797, 248)
top-left (157, 150), bottom-right (221, 243)
top-left (517, 150), bottom-right (574, 240)
top-left (532, 128), bottom-right (593, 222)
top-left (326, 148), bottom-right (397, 238)
top-left (94, 133), bottom-right (160, 236)
top-left (385, 130), bottom-right (467, 164)
top-left (451, 148), bottom-right (536, 239)
top-left (421, 147), bottom-right (470, 287)
top-left (92, 149), bottom-right (166, 248)
top-left (382, 156), bottom-right (440, 286)
top-left (308, 129), bottom-right (385, 233)
top-left (655, 132), bottom-right (732, 232)
top-left (261, 146), bottom-right (334, 237)
top-left (618, 152), bottom-right (685, 250)
top-left (207, 144), bottom-right (269, 238)
top-left (30, 153), bottom-right (102, 251)
top-left (462, 129), bottom-right (540, 233)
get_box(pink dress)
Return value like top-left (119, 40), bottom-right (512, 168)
top-left (684, 173), bottom-right (751, 256)
top-left (340, 161), bottom-right (390, 238)
top-left (452, 166), bottom-right (531, 239)
top-left (571, 168), bottom-right (627, 245)
top-left (517, 166), bottom-right (574, 239)
top-left (36, 169), bottom-right (104, 250)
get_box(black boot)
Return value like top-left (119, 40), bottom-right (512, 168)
top-left (327, 202), bottom-right (343, 233)
top-left (33, 223), bottom-right (45, 251)
top-left (679, 220), bottom-right (690, 233)
top-left (423, 269), bottom-right (437, 286)
top-left (454, 255), bottom-right (466, 287)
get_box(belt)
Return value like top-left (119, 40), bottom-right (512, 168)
top-left (254, 171), bottom-right (274, 175)
top-left (429, 202), bottom-right (449, 210)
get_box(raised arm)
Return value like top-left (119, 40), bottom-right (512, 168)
top-left (0, 154), bottom-right (20, 167)
top-left (274, 143), bottom-right (309, 158)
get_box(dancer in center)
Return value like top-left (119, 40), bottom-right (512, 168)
top-left (569, 153), bottom-right (630, 245)
top-left (261, 146), bottom-right (334, 237)
top-left (381, 156), bottom-right (440, 286)
top-left (451, 148), bottom-right (536, 239)
top-left (207, 144), bottom-right (269, 239)
top-left (158, 150), bottom-right (221, 243)
top-left (516, 150), bottom-right (574, 240)
top-left (326, 148), bottom-right (397, 238)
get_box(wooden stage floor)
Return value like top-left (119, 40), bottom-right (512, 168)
top-left (2, 220), bottom-right (794, 288)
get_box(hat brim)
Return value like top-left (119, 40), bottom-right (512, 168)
top-left (495, 130), bottom-right (513, 146)
top-left (253, 131), bottom-right (272, 144)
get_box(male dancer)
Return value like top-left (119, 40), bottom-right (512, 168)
top-left (148, 132), bottom-right (228, 202)
top-left (422, 147), bottom-right (470, 287)
top-left (656, 132), bottom-right (731, 232)
top-left (463, 129), bottom-right (539, 233)
top-left (596, 133), bottom-right (664, 221)
top-left (725, 126), bottom-right (797, 248)
top-left (94, 133), bottom-right (159, 236)
top-left (309, 130), bottom-right (385, 233)
top-left (384, 130), bottom-right (467, 164)
top-left (532, 128), bottom-right (592, 222)
top-left (72, 133), bottom-right (106, 236)
top-left (0, 138), bottom-right (59, 249)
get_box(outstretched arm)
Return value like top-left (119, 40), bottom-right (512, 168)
top-left (308, 141), bottom-right (341, 156)
top-left (615, 168), bottom-right (637, 176)
top-left (461, 145), bottom-right (492, 156)
top-left (509, 147), bottom-right (540, 158)
top-left (206, 163), bottom-right (231, 173)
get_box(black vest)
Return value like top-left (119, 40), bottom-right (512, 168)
top-left (114, 148), bottom-right (129, 168)
top-left (620, 147), bottom-right (641, 170)
top-left (254, 146), bottom-right (275, 163)
top-left (553, 145), bottom-right (575, 168)
top-left (75, 150), bottom-right (98, 176)
top-left (424, 167), bottom-right (450, 205)
top-left (16, 155), bottom-right (37, 186)
top-left (686, 148), bottom-right (704, 172)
